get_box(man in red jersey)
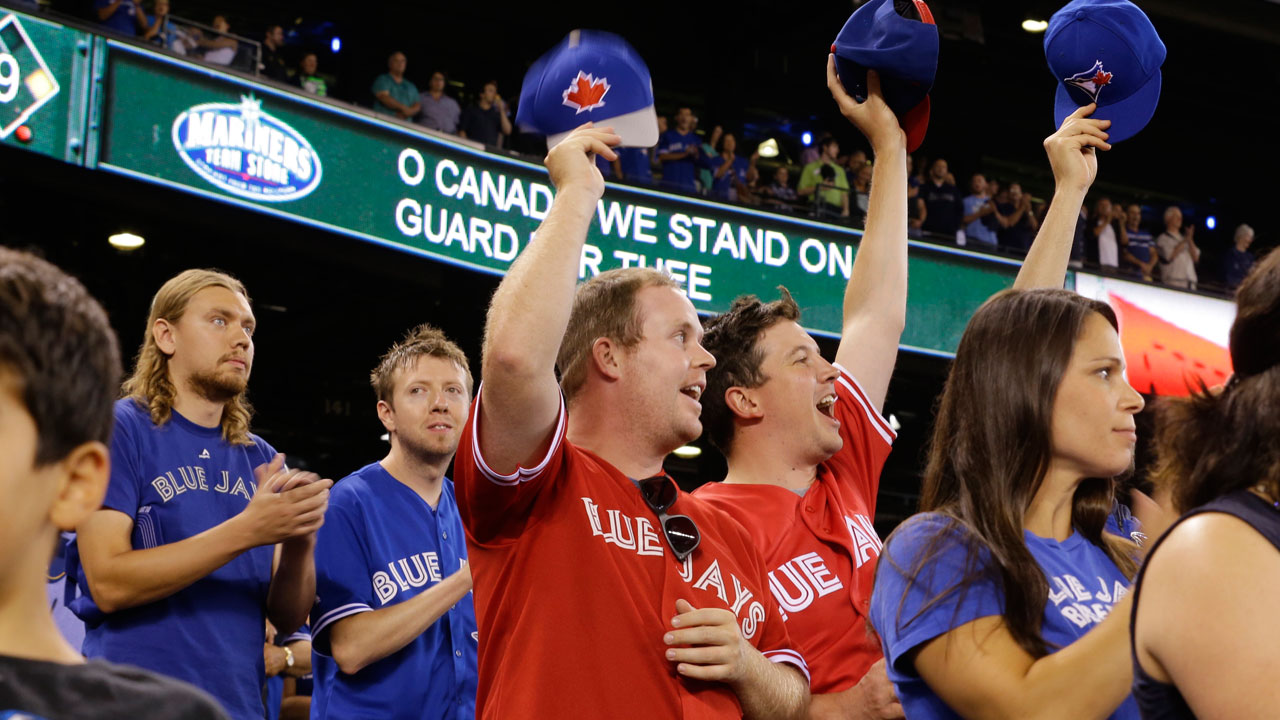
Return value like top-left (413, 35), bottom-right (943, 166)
top-left (453, 121), bottom-right (809, 719)
top-left (695, 62), bottom-right (908, 720)
top-left (697, 58), bottom-right (1119, 718)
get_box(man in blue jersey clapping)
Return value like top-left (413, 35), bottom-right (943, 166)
top-left (72, 269), bottom-right (331, 720)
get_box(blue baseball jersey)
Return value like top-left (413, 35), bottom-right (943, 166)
top-left (94, 0), bottom-right (140, 35)
top-left (871, 512), bottom-right (1139, 720)
top-left (655, 129), bottom-right (700, 192)
top-left (70, 398), bottom-right (277, 720)
top-left (617, 147), bottom-right (653, 184)
top-left (311, 463), bottom-right (477, 720)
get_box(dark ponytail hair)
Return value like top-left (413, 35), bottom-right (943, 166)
top-left (882, 288), bottom-right (1137, 659)
top-left (1151, 248), bottom-right (1280, 513)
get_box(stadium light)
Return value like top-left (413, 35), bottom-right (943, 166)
top-left (801, 131), bottom-right (813, 146)
top-left (671, 445), bottom-right (701, 459)
top-left (330, 37), bottom-right (341, 53)
top-left (888, 413), bottom-right (901, 432)
top-left (108, 232), bottom-right (145, 250)
top-left (757, 138), bottom-right (780, 158)
top-left (1206, 215), bottom-right (1217, 230)
top-left (1022, 19), bottom-right (1049, 32)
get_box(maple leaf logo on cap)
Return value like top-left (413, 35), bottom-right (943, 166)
top-left (1064, 60), bottom-right (1114, 103)
top-left (561, 70), bottom-right (610, 114)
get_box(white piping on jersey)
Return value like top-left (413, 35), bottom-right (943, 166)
top-left (313, 602), bottom-right (373, 637)
top-left (763, 648), bottom-right (812, 685)
top-left (471, 383), bottom-right (568, 486)
top-left (833, 363), bottom-right (896, 446)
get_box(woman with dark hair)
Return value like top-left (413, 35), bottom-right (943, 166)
top-left (869, 103), bottom-right (1151, 720)
top-left (706, 132), bottom-right (754, 202)
top-left (1130, 248), bottom-right (1280, 718)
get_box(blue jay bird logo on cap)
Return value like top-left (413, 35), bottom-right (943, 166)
top-left (1064, 60), bottom-right (1114, 102)
top-left (561, 71), bottom-right (610, 114)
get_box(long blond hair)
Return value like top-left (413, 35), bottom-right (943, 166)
top-left (121, 269), bottom-right (255, 445)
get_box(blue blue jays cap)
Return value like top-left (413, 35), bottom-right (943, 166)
top-left (830, 0), bottom-right (938, 152)
top-left (516, 30), bottom-right (658, 149)
top-left (1045, 0), bottom-right (1166, 143)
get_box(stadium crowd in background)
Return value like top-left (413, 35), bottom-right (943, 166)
top-left (75, 1), bottom-right (1262, 293)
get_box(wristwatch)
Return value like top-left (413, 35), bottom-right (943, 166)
top-left (283, 646), bottom-right (295, 668)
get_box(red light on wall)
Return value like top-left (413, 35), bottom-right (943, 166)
top-left (1109, 292), bottom-right (1232, 396)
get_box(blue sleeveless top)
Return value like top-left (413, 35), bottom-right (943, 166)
top-left (1130, 489), bottom-right (1280, 718)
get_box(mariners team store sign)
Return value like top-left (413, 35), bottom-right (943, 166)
top-left (94, 41), bottom-right (1019, 355)
top-left (172, 97), bottom-right (322, 201)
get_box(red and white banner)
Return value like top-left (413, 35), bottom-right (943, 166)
top-left (1074, 274), bottom-right (1236, 396)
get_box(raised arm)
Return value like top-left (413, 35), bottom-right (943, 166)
top-left (1014, 104), bottom-right (1111, 290)
top-left (826, 58), bottom-right (908, 412)
top-left (478, 124), bottom-right (620, 474)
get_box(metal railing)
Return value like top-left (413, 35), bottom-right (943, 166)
top-left (144, 14), bottom-right (260, 76)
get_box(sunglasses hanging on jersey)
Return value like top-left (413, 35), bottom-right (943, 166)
top-left (634, 475), bottom-right (701, 562)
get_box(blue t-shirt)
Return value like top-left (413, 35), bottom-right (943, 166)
top-left (655, 129), bottom-right (700, 192)
top-left (72, 398), bottom-right (277, 720)
top-left (311, 463), bottom-right (477, 720)
top-left (870, 512), bottom-right (1138, 720)
top-left (1125, 228), bottom-right (1155, 269)
top-left (962, 195), bottom-right (999, 246)
top-left (95, 0), bottom-right (140, 35)
top-left (617, 147), bottom-right (653, 184)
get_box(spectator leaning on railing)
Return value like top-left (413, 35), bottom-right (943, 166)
top-left (995, 181), bottom-right (1038, 253)
top-left (95, 0), bottom-right (147, 36)
top-left (961, 173), bottom-right (1000, 248)
top-left (797, 136), bottom-right (850, 219)
top-left (763, 166), bottom-right (798, 210)
top-left (1121, 203), bottom-right (1158, 281)
top-left (1224, 223), bottom-right (1256, 289)
top-left (372, 52), bottom-right (421, 120)
top-left (1088, 196), bottom-right (1127, 271)
top-left (193, 15), bottom-right (238, 67)
top-left (141, 0), bottom-right (192, 55)
top-left (260, 25), bottom-right (289, 83)
top-left (705, 132), bottom-right (753, 202)
top-left (1156, 205), bottom-right (1200, 290)
top-left (458, 81), bottom-right (512, 147)
top-left (294, 53), bottom-right (326, 96)
top-left (919, 158), bottom-right (961, 237)
top-left (417, 71), bottom-right (461, 134)
top-left (655, 107), bottom-right (701, 193)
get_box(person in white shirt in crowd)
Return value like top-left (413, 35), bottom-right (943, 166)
top-left (1156, 205), bottom-right (1200, 290)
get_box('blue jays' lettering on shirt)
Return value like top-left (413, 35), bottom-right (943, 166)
top-left (870, 512), bottom-right (1139, 720)
top-left (71, 398), bottom-right (276, 720)
top-left (311, 463), bottom-right (477, 720)
top-left (656, 129), bottom-right (700, 192)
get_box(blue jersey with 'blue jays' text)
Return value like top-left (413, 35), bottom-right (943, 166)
top-left (72, 398), bottom-right (277, 720)
top-left (311, 462), bottom-right (477, 720)
top-left (871, 512), bottom-right (1139, 720)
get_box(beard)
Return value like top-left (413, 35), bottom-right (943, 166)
top-left (188, 366), bottom-right (248, 404)
top-left (396, 428), bottom-right (462, 465)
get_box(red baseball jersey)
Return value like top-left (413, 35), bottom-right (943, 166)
top-left (695, 364), bottom-right (895, 694)
top-left (455, 388), bottom-right (809, 719)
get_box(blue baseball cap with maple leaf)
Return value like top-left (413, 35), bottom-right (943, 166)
top-left (831, 0), bottom-right (939, 153)
top-left (1045, 0), bottom-right (1166, 143)
top-left (516, 30), bottom-right (658, 149)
